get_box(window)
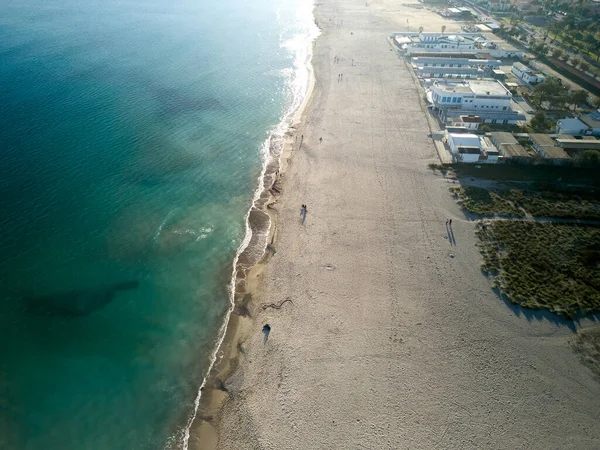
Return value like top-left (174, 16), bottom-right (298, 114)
top-left (452, 97), bottom-right (457, 103)
top-left (503, 119), bottom-right (509, 124)
top-left (502, 106), bottom-right (507, 110)
top-left (441, 64), bottom-right (445, 67)
top-left (458, 64), bottom-right (462, 67)
top-left (457, 97), bottom-right (462, 103)
top-left (492, 119), bottom-right (497, 124)
top-left (449, 64), bottom-right (453, 67)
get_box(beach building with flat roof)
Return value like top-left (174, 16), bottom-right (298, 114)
top-left (428, 79), bottom-right (512, 111)
top-left (499, 143), bottom-right (530, 159)
top-left (488, 132), bottom-right (530, 161)
top-left (394, 33), bottom-right (482, 55)
top-left (511, 62), bottom-right (546, 85)
top-left (489, 131), bottom-right (518, 146)
top-left (441, 108), bottom-right (525, 126)
top-left (555, 136), bottom-right (600, 151)
top-left (580, 110), bottom-right (600, 136)
top-left (447, 133), bottom-right (482, 163)
top-left (556, 117), bottom-right (590, 136)
top-left (394, 32), bottom-right (523, 59)
top-left (443, 7), bottom-right (463, 17)
top-left (410, 56), bottom-right (502, 79)
top-left (445, 132), bottom-right (498, 163)
top-left (529, 133), bottom-right (570, 164)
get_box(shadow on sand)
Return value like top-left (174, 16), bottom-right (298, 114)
top-left (492, 287), bottom-right (600, 332)
top-left (446, 224), bottom-right (456, 245)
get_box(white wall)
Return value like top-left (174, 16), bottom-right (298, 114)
top-left (431, 88), bottom-right (511, 110)
top-left (458, 152), bottom-right (481, 163)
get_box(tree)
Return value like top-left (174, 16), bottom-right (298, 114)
top-left (552, 48), bottom-right (564, 58)
top-left (580, 61), bottom-right (590, 72)
top-left (530, 111), bottom-right (553, 132)
top-left (533, 79), bottom-right (568, 109)
top-left (568, 90), bottom-right (589, 110)
top-left (534, 43), bottom-right (548, 55)
top-left (441, 25), bottom-right (446, 35)
top-left (581, 150), bottom-right (600, 167)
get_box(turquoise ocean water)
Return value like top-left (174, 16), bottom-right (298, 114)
top-left (0, 1), bottom-right (316, 448)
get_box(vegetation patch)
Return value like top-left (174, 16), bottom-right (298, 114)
top-left (451, 184), bottom-right (600, 220)
top-left (453, 164), bottom-right (600, 186)
top-left (570, 327), bottom-right (600, 382)
top-left (478, 221), bottom-right (600, 317)
top-left (451, 186), bottom-right (524, 217)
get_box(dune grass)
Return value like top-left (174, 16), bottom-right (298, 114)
top-left (451, 185), bottom-right (600, 220)
top-left (478, 221), bottom-right (600, 317)
top-left (451, 185), bottom-right (524, 217)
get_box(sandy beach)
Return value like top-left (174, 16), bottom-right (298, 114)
top-left (190, 0), bottom-right (600, 448)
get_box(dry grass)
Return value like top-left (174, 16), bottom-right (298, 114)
top-left (478, 221), bottom-right (600, 317)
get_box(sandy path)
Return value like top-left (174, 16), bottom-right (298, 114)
top-left (209, 1), bottom-right (600, 448)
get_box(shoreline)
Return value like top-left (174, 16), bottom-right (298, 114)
top-left (191, 0), bottom-right (600, 447)
top-left (183, 10), bottom-right (319, 450)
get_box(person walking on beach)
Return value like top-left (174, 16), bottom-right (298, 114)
top-left (319, 137), bottom-right (323, 143)
top-left (449, 218), bottom-right (452, 227)
top-left (262, 324), bottom-right (271, 343)
top-left (300, 204), bottom-right (307, 224)
top-left (445, 218), bottom-right (449, 226)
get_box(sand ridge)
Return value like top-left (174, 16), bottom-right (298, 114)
top-left (198, 0), bottom-right (600, 448)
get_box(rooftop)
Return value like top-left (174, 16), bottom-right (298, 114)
top-left (499, 143), bottom-right (529, 158)
top-left (513, 62), bottom-right (532, 73)
top-left (555, 137), bottom-right (600, 150)
top-left (539, 145), bottom-right (570, 159)
top-left (490, 132), bottom-right (518, 145)
top-left (580, 112), bottom-right (600, 129)
top-left (432, 79), bottom-right (511, 96)
top-left (558, 117), bottom-right (588, 129)
top-left (529, 133), bottom-right (557, 147)
top-left (458, 110), bottom-right (526, 121)
top-left (448, 133), bottom-right (481, 148)
top-left (460, 115), bottom-right (482, 123)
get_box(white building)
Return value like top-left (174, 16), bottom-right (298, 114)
top-left (394, 32), bottom-right (484, 55)
top-left (410, 56), bottom-right (502, 79)
top-left (427, 79), bottom-right (513, 111)
top-left (511, 62), bottom-right (546, 85)
top-left (447, 133), bottom-right (482, 163)
top-left (394, 32), bottom-right (523, 59)
top-left (556, 117), bottom-right (590, 136)
top-left (445, 133), bottom-right (498, 163)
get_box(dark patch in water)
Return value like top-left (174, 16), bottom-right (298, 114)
top-left (23, 281), bottom-right (139, 317)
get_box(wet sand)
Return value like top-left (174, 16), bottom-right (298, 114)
top-left (191, 0), bottom-right (600, 448)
